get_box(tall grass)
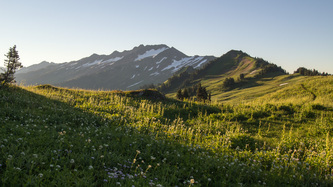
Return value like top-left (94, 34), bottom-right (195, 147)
top-left (0, 84), bottom-right (332, 186)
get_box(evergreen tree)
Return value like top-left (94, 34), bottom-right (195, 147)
top-left (196, 83), bottom-right (208, 102)
top-left (1, 45), bottom-right (23, 86)
top-left (222, 77), bottom-right (235, 90)
top-left (239, 73), bottom-right (245, 81)
top-left (183, 88), bottom-right (190, 99)
top-left (176, 89), bottom-right (183, 100)
top-left (294, 67), bottom-right (328, 76)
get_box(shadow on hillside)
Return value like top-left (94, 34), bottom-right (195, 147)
top-left (1, 85), bottom-right (324, 186)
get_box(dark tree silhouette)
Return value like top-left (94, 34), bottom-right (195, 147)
top-left (222, 77), bottom-right (235, 90)
top-left (1, 45), bottom-right (23, 86)
top-left (176, 89), bottom-right (183, 100)
top-left (196, 83), bottom-right (208, 102)
top-left (294, 67), bottom-right (329, 76)
top-left (183, 88), bottom-right (190, 99)
top-left (239, 73), bottom-right (245, 80)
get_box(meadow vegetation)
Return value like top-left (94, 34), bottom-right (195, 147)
top-left (0, 76), bottom-right (333, 186)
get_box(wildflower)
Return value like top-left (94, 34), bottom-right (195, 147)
top-left (190, 179), bottom-right (195, 184)
top-left (70, 159), bottom-right (75, 164)
top-left (38, 173), bottom-right (43, 178)
top-left (50, 164), bottom-right (54, 167)
top-left (136, 150), bottom-right (141, 154)
top-left (89, 165), bottom-right (93, 170)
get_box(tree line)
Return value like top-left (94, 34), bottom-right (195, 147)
top-left (176, 83), bottom-right (211, 102)
top-left (294, 67), bottom-right (330, 76)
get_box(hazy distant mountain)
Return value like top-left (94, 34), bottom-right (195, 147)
top-left (17, 61), bottom-right (56, 74)
top-left (16, 44), bottom-right (216, 90)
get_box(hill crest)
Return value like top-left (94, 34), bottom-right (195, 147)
top-left (158, 50), bottom-right (287, 96)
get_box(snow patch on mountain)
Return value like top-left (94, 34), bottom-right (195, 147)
top-left (161, 56), bottom-right (206, 73)
top-left (150, 72), bottom-right (160, 76)
top-left (135, 47), bottom-right (168, 61)
top-left (82, 59), bottom-right (104, 68)
top-left (127, 80), bottom-right (143, 88)
top-left (156, 57), bottom-right (167, 64)
top-left (76, 57), bottom-right (123, 69)
top-left (194, 59), bottom-right (207, 68)
top-left (103, 56), bottom-right (123, 63)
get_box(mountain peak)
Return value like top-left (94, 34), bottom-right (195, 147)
top-left (225, 50), bottom-right (248, 58)
top-left (16, 44), bottom-right (216, 90)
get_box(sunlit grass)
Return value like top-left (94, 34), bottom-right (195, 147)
top-left (1, 83), bottom-right (332, 186)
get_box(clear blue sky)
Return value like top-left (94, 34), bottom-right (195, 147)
top-left (1, 0), bottom-right (332, 73)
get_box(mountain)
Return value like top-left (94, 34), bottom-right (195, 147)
top-left (17, 61), bottom-right (56, 74)
top-left (159, 50), bottom-right (287, 99)
top-left (16, 44), bottom-right (216, 90)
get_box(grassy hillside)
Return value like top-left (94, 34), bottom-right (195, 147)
top-left (161, 50), bottom-right (287, 100)
top-left (1, 84), bottom-right (333, 186)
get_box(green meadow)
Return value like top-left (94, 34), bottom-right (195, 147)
top-left (1, 76), bottom-right (333, 186)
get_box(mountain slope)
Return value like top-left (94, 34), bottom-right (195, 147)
top-left (16, 44), bottom-right (216, 90)
top-left (159, 50), bottom-right (288, 101)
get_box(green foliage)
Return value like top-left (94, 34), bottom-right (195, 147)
top-left (182, 88), bottom-right (189, 99)
top-left (0, 85), bottom-right (333, 186)
top-left (196, 83), bottom-right (208, 102)
top-left (222, 77), bottom-right (235, 90)
top-left (239, 73), bottom-right (245, 81)
top-left (1, 45), bottom-right (23, 86)
top-left (295, 67), bottom-right (330, 76)
top-left (176, 89), bottom-right (183, 100)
